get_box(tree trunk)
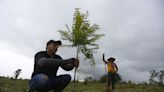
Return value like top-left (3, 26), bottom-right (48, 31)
top-left (73, 45), bottom-right (79, 92)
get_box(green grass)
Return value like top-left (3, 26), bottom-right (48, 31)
top-left (65, 82), bottom-right (164, 92)
top-left (0, 77), bottom-right (163, 92)
top-left (0, 77), bottom-right (28, 92)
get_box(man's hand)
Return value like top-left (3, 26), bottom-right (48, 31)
top-left (73, 58), bottom-right (79, 69)
top-left (67, 58), bottom-right (79, 69)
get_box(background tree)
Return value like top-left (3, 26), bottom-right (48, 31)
top-left (14, 69), bottom-right (22, 79)
top-left (149, 70), bottom-right (158, 84)
top-left (158, 70), bottom-right (164, 85)
top-left (149, 69), bottom-right (164, 85)
top-left (100, 74), bottom-right (107, 83)
top-left (84, 76), bottom-right (93, 85)
top-left (58, 8), bottom-right (104, 91)
top-left (115, 73), bottom-right (122, 83)
top-left (100, 73), bottom-right (122, 83)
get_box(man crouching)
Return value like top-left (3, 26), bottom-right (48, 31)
top-left (29, 40), bottom-right (79, 92)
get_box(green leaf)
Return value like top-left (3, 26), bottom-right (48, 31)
top-left (58, 8), bottom-right (105, 67)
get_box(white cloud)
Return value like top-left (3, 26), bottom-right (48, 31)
top-left (0, 42), bottom-right (33, 79)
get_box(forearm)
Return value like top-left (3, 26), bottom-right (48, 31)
top-left (116, 65), bottom-right (118, 71)
top-left (38, 58), bottom-right (73, 67)
top-left (115, 64), bottom-right (118, 72)
top-left (103, 60), bottom-right (107, 64)
top-left (61, 64), bottom-right (74, 71)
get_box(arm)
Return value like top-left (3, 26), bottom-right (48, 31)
top-left (38, 58), bottom-right (75, 68)
top-left (103, 53), bottom-right (108, 64)
top-left (61, 58), bottom-right (79, 71)
top-left (103, 60), bottom-right (108, 64)
top-left (61, 63), bottom-right (74, 71)
top-left (115, 63), bottom-right (118, 72)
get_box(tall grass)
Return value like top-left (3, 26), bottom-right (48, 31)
top-left (0, 77), bottom-right (163, 92)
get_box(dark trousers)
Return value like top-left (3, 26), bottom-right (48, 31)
top-left (108, 73), bottom-right (115, 90)
top-left (29, 73), bottom-right (71, 92)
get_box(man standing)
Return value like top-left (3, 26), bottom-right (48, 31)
top-left (103, 57), bottom-right (118, 91)
top-left (29, 40), bottom-right (79, 92)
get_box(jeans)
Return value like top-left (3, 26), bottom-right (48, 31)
top-left (29, 73), bottom-right (71, 92)
top-left (108, 73), bottom-right (115, 90)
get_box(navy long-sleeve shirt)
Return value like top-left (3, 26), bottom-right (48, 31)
top-left (31, 51), bottom-right (74, 78)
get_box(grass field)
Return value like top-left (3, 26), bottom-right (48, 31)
top-left (0, 77), bottom-right (163, 92)
top-left (65, 82), bottom-right (164, 92)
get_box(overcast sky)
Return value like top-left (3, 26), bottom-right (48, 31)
top-left (0, 0), bottom-right (164, 82)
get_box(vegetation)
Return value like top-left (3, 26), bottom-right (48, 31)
top-left (58, 8), bottom-right (104, 91)
top-left (100, 73), bottom-right (122, 83)
top-left (14, 69), bottom-right (22, 79)
top-left (58, 8), bottom-right (104, 66)
top-left (149, 70), bottom-right (164, 85)
top-left (0, 76), bottom-right (164, 92)
top-left (0, 76), bottom-right (28, 92)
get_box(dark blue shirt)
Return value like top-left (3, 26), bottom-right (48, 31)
top-left (31, 51), bottom-right (74, 78)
